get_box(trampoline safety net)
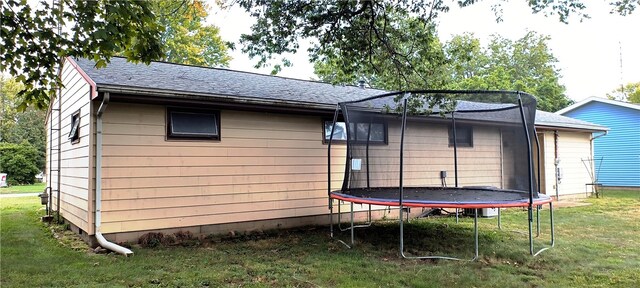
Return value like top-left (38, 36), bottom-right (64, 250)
top-left (329, 90), bottom-right (539, 199)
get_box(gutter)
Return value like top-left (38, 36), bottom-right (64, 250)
top-left (96, 84), bottom-right (337, 112)
top-left (95, 92), bottom-right (133, 256)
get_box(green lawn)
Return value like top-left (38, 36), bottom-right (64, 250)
top-left (0, 182), bottom-right (46, 194)
top-left (1, 190), bottom-right (638, 287)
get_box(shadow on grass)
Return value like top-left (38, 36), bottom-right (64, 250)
top-left (329, 217), bottom-right (516, 261)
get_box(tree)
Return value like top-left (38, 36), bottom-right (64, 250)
top-left (1, 0), bottom-right (164, 109)
top-left (151, 0), bottom-right (231, 67)
top-left (315, 30), bottom-right (573, 112)
top-left (444, 32), bottom-right (573, 112)
top-left (607, 82), bottom-right (640, 103)
top-left (0, 77), bottom-right (22, 142)
top-left (1, 77), bottom-right (46, 170)
top-left (229, 0), bottom-right (637, 90)
top-left (1, 1), bottom-right (232, 109)
top-left (313, 17), bottom-right (449, 90)
top-left (0, 142), bottom-right (41, 185)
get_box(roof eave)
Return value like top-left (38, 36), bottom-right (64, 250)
top-left (557, 96), bottom-right (640, 114)
top-left (95, 84), bottom-right (337, 112)
top-left (535, 122), bottom-right (609, 132)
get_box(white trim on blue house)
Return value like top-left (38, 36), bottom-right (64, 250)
top-left (556, 96), bottom-right (640, 115)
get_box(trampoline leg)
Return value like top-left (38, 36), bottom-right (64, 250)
top-left (329, 200), bottom-right (334, 239)
top-left (330, 200), bottom-right (352, 249)
top-left (497, 208), bottom-right (502, 230)
top-left (337, 200), bottom-right (344, 231)
top-left (399, 205), bottom-right (405, 256)
top-left (350, 202), bottom-right (355, 245)
top-left (533, 202), bottom-right (555, 257)
top-left (399, 205), bottom-right (479, 261)
top-left (456, 208), bottom-right (459, 224)
top-left (338, 201), bottom-right (372, 232)
top-left (536, 205), bottom-right (541, 237)
top-left (528, 207), bottom-right (534, 256)
top-left (473, 209), bottom-right (479, 261)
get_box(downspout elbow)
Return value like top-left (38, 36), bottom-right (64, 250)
top-left (95, 92), bottom-right (133, 256)
top-left (96, 232), bottom-right (133, 256)
top-left (591, 130), bottom-right (608, 141)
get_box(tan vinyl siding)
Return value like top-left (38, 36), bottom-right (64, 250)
top-left (542, 131), bottom-right (557, 196)
top-left (46, 61), bottom-right (93, 234)
top-left (100, 104), bottom-right (346, 233)
top-left (100, 103), bottom-right (503, 234)
top-left (538, 130), bottom-right (594, 197)
top-left (534, 133), bottom-right (546, 194)
top-left (557, 131), bottom-right (593, 196)
top-left (351, 122), bottom-right (502, 188)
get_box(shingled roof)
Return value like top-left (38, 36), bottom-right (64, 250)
top-left (536, 110), bottom-right (608, 131)
top-left (74, 57), bottom-right (384, 108)
top-left (74, 57), bottom-right (606, 132)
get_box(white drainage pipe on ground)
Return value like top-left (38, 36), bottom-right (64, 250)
top-left (95, 92), bottom-right (133, 256)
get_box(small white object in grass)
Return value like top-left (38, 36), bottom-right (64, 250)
top-left (352, 159), bottom-right (362, 171)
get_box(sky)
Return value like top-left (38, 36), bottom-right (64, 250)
top-left (208, 1), bottom-right (639, 102)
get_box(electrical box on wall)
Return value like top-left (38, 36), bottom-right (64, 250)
top-left (351, 158), bottom-right (362, 171)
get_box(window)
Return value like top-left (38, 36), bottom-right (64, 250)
top-left (68, 110), bottom-right (80, 144)
top-left (449, 125), bottom-right (473, 147)
top-left (167, 108), bottom-right (220, 140)
top-left (323, 120), bottom-right (387, 144)
top-left (324, 121), bottom-right (348, 141)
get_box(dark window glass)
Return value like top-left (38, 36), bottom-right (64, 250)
top-left (324, 121), bottom-right (347, 141)
top-left (68, 111), bottom-right (80, 143)
top-left (324, 121), bottom-right (386, 144)
top-left (168, 109), bottom-right (220, 140)
top-left (449, 125), bottom-right (473, 147)
top-left (369, 123), bottom-right (385, 141)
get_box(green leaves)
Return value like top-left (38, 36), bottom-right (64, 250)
top-left (607, 82), bottom-right (640, 103)
top-left (150, 0), bottom-right (231, 67)
top-left (315, 29), bottom-right (572, 112)
top-left (1, 0), bottom-right (164, 109)
top-left (230, 0), bottom-right (636, 86)
top-left (0, 142), bottom-right (42, 185)
top-left (444, 32), bottom-right (573, 112)
top-left (0, 77), bottom-right (46, 172)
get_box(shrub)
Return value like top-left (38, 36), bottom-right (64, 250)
top-left (0, 142), bottom-right (40, 185)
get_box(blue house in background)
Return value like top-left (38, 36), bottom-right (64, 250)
top-left (557, 97), bottom-right (640, 188)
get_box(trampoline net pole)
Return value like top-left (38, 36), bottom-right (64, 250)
top-left (366, 122), bottom-right (371, 189)
top-left (328, 106), bottom-right (339, 209)
top-left (399, 98), bottom-right (408, 256)
top-left (534, 132), bottom-right (542, 197)
top-left (452, 112), bottom-right (459, 187)
top-left (328, 106), bottom-right (339, 240)
top-left (517, 95), bottom-right (536, 255)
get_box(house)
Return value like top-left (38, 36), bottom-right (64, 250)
top-left (557, 97), bottom-right (640, 188)
top-left (45, 57), bottom-right (607, 252)
top-left (534, 111), bottom-right (609, 199)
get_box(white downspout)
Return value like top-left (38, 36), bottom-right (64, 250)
top-left (95, 92), bottom-right (133, 256)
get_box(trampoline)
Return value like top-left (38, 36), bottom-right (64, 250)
top-left (326, 90), bottom-right (555, 260)
top-left (331, 187), bottom-right (552, 208)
